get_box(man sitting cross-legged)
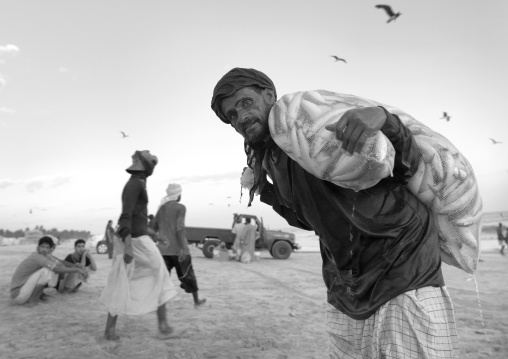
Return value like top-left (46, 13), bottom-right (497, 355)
top-left (10, 236), bottom-right (89, 307)
top-left (59, 239), bottom-right (97, 293)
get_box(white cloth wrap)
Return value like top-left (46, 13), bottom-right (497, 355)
top-left (100, 235), bottom-right (177, 316)
top-left (12, 267), bottom-right (57, 305)
top-left (268, 90), bottom-right (482, 274)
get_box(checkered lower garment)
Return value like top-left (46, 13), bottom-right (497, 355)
top-left (327, 286), bottom-right (459, 358)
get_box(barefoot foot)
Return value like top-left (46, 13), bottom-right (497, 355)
top-left (104, 334), bottom-right (120, 341)
top-left (194, 298), bottom-right (206, 308)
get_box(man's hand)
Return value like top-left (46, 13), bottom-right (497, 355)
top-left (80, 268), bottom-right (89, 279)
top-left (325, 107), bottom-right (387, 155)
top-left (178, 251), bottom-right (188, 263)
top-left (124, 235), bottom-right (134, 264)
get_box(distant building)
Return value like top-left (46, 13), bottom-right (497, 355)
top-left (24, 229), bottom-right (44, 242)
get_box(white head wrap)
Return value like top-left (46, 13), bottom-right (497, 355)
top-left (159, 183), bottom-right (182, 208)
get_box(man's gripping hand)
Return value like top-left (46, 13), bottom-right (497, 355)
top-left (123, 235), bottom-right (134, 264)
top-left (325, 106), bottom-right (387, 155)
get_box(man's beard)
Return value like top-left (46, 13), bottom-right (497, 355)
top-left (244, 105), bottom-right (272, 144)
top-left (244, 119), bottom-right (269, 144)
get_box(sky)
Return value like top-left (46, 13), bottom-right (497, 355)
top-left (1, 0), bottom-right (507, 235)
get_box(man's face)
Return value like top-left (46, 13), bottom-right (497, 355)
top-left (75, 243), bottom-right (86, 256)
top-left (37, 243), bottom-right (51, 256)
top-left (220, 87), bottom-right (275, 144)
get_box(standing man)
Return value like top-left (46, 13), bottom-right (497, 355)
top-left (100, 150), bottom-right (178, 341)
top-left (152, 183), bottom-right (206, 307)
top-left (104, 220), bottom-right (115, 259)
top-left (497, 223), bottom-right (506, 255)
top-left (231, 215), bottom-right (244, 260)
top-left (211, 68), bottom-right (459, 358)
top-left (59, 239), bottom-right (97, 293)
top-left (238, 218), bottom-right (257, 263)
top-left (10, 236), bottom-right (88, 307)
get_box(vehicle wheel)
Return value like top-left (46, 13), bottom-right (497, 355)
top-left (202, 240), bottom-right (220, 259)
top-left (271, 241), bottom-right (292, 260)
top-left (96, 241), bottom-right (108, 255)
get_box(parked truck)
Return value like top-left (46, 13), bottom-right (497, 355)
top-left (186, 214), bottom-right (300, 260)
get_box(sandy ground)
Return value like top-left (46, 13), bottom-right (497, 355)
top-left (0, 236), bottom-right (507, 359)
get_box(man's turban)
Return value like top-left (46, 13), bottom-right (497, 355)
top-left (211, 67), bottom-right (277, 124)
top-left (126, 150), bottom-right (158, 176)
top-left (165, 183), bottom-right (182, 201)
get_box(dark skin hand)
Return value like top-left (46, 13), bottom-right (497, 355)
top-left (123, 235), bottom-right (134, 264)
top-left (324, 107), bottom-right (387, 155)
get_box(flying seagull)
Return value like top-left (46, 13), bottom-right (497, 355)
top-left (375, 5), bottom-right (401, 23)
top-left (330, 56), bottom-right (347, 63)
top-left (489, 138), bottom-right (502, 144)
top-left (441, 112), bottom-right (451, 122)
top-left (120, 131), bottom-right (129, 138)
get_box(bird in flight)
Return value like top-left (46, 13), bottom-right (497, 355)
top-left (375, 5), bottom-right (402, 23)
top-left (330, 56), bottom-right (347, 63)
top-left (441, 112), bottom-right (451, 122)
top-left (120, 131), bottom-right (129, 138)
top-left (489, 138), bottom-right (502, 144)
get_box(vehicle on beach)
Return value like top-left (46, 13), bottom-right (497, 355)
top-left (87, 234), bottom-right (107, 254)
top-left (185, 214), bottom-right (300, 260)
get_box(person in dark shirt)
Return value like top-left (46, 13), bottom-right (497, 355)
top-left (152, 183), bottom-right (206, 307)
top-left (211, 68), bottom-right (459, 358)
top-left (100, 150), bottom-right (178, 341)
top-left (104, 220), bottom-right (115, 259)
top-left (58, 239), bottom-right (97, 293)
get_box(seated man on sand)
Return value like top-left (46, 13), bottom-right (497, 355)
top-left (59, 239), bottom-right (97, 293)
top-left (10, 236), bottom-right (89, 307)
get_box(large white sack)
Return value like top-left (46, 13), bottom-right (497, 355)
top-left (268, 90), bottom-right (482, 274)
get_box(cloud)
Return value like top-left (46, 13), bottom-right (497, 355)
top-left (0, 180), bottom-right (15, 189)
top-left (25, 175), bottom-right (73, 192)
top-left (0, 44), bottom-right (20, 55)
top-left (58, 66), bottom-right (69, 74)
top-left (48, 176), bottom-right (72, 189)
top-left (0, 107), bottom-right (15, 114)
top-left (0, 75), bottom-right (6, 88)
top-left (26, 180), bottom-right (45, 193)
top-left (166, 171), bottom-right (241, 185)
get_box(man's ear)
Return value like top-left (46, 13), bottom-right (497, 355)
top-left (262, 88), bottom-right (276, 105)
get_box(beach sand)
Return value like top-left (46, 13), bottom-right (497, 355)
top-left (0, 236), bottom-right (507, 359)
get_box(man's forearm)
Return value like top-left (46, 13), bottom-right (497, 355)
top-left (53, 266), bottom-right (84, 275)
top-left (87, 253), bottom-right (97, 271)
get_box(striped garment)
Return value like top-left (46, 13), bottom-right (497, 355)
top-left (327, 286), bottom-right (459, 358)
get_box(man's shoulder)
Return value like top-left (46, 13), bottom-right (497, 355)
top-left (166, 201), bottom-right (186, 211)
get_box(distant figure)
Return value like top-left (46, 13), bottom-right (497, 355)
top-left (441, 112), bottom-right (451, 122)
top-left (498, 223), bottom-right (506, 255)
top-left (153, 183), bottom-right (206, 307)
top-left (59, 239), bottom-right (97, 293)
top-left (105, 220), bottom-right (115, 260)
top-left (100, 150), bottom-right (178, 341)
top-left (10, 236), bottom-right (88, 307)
top-left (239, 218), bottom-right (257, 263)
top-left (231, 216), bottom-right (245, 259)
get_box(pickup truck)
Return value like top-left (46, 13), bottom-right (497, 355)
top-left (186, 214), bottom-right (300, 260)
